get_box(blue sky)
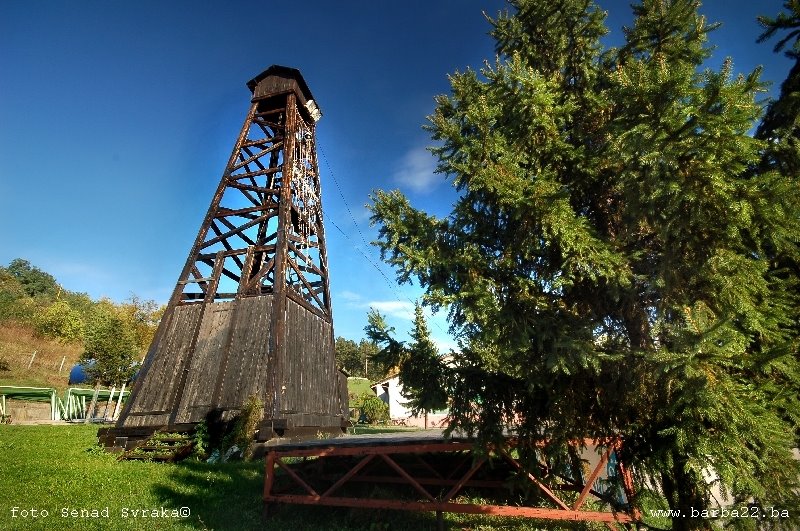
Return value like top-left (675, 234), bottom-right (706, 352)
top-left (0, 1), bottom-right (793, 350)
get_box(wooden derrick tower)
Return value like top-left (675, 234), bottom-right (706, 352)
top-left (107, 65), bottom-right (347, 444)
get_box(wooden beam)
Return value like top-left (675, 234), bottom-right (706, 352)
top-left (229, 166), bottom-right (282, 180)
top-left (275, 458), bottom-right (319, 497)
top-left (241, 137), bottom-right (277, 149)
top-left (287, 260), bottom-right (325, 310)
top-left (379, 454), bottom-right (435, 502)
top-left (320, 454), bottom-right (376, 498)
top-left (200, 214), bottom-right (270, 249)
top-left (287, 290), bottom-right (328, 321)
top-left (226, 181), bottom-right (281, 197)
top-left (232, 145), bottom-right (280, 171)
top-left (573, 445), bottom-right (612, 510)
top-left (167, 102), bottom-right (258, 307)
top-left (268, 92), bottom-right (295, 421)
top-left (498, 448), bottom-right (571, 511)
top-left (217, 216), bottom-right (257, 247)
top-left (263, 438), bottom-right (637, 525)
top-left (209, 222), bottom-right (246, 269)
top-left (441, 456), bottom-right (487, 503)
top-left (263, 495), bottom-right (633, 522)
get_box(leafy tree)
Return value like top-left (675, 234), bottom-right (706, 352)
top-left (369, 1), bottom-right (800, 528)
top-left (0, 268), bottom-right (36, 323)
top-left (80, 302), bottom-right (139, 422)
top-left (118, 294), bottom-right (163, 351)
top-left (81, 302), bottom-right (138, 386)
top-left (0, 259), bottom-right (163, 364)
top-left (61, 290), bottom-right (95, 323)
top-left (756, 2), bottom-right (800, 298)
top-left (34, 299), bottom-right (85, 343)
top-left (358, 339), bottom-right (382, 381)
top-left (335, 333), bottom-right (384, 380)
top-left (757, 0), bottom-right (800, 170)
top-left (5, 259), bottom-right (59, 298)
top-left (335, 337), bottom-right (363, 376)
top-left (359, 391), bottom-right (389, 424)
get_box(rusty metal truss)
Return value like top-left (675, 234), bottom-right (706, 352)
top-left (172, 65), bottom-right (331, 320)
top-left (263, 433), bottom-right (640, 530)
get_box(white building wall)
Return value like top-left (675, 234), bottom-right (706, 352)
top-left (388, 378), bottom-right (411, 419)
top-left (374, 376), bottom-right (449, 428)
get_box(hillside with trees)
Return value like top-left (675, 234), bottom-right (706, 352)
top-left (0, 258), bottom-right (162, 390)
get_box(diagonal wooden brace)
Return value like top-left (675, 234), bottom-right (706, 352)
top-left (321, 454), bottom-right (376, 498)
top-left (573, 445), bottom-right (613, 510)
top-left (380, 454), bottom-right (436, 502)
top-left (499, 448), bottom-right (570, 511)
top-left (276, 457), bottom-right (319, 497)
top-left (442, 456), bottom-right (487, 503)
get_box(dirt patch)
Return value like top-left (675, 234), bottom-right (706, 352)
top-left (0, 322), bottom-right (82, 389)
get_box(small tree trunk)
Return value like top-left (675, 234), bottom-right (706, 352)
top-left (84, 383), bottom-right (101, 424)
top-left (102, 385), bottom-right (116, 421)
top-left (112, 382), bottom-right (126, 421)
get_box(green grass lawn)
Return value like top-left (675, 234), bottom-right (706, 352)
top-left (346, 378), bottom-right (374, 413)
top-left (0, 424), bottom-right (609, 530)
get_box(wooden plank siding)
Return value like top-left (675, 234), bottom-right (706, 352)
top-left (279, 298), bottom-right (341, 427)
top-left (174, 301), bottom-right (234, 423)
top-left (217, 295), bottom-right (273, 409)
top-left (124, 304), bottom-right (203, 427)
top-left (120, 295), bottom-right (345, 430)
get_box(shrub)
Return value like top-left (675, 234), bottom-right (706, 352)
top-left (223, 394), bottom-right (263, 459)
top-left (191, 420), bottom-right (210, 460)
top-left (359, 392), bottom-right (389, 424)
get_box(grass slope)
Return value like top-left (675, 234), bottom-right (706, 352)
top-left (0, 323), bottom-right (82, 390)
top-left (346, 377), bottom-right (374, 410)
top-left (0, 424), bottom-right (266, 531)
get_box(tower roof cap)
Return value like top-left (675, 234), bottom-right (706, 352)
top-left (246, 65), bottom-right (316, 104)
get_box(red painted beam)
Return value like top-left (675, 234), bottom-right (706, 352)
top-left (264, 494), bottom-right (634, 523)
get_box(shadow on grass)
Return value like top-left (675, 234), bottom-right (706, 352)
top-left (151, 458), bottom-right (443, 531)
top-left (150, 459), bottom-right (263, 530)
top-left (150, 455), bottom-right (601, 530)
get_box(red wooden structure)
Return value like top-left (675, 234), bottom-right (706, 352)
top-left (263, 431), bottom-right (639, 529)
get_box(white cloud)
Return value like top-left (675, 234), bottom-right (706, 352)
top-left (392, 146), bottom-right (439, 194)
top-left (339, 290), bottom-right (363, 302)
top-left (367, 300), bottom-right (416, 320)
top-left (337, 291), bottom-right (415, 320)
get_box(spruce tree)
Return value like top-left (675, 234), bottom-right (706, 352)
top-left (757, 0), bottom-right (800, 170)
top-left (369, 1), bottom-right (800, 528)
top-left (756, 2), bottom-right (800, 284)
top-left (366, 304), bottom-right (448, 414)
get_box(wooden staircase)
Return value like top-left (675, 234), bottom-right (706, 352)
top-left (118, 432), bottom-right (195, 462)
